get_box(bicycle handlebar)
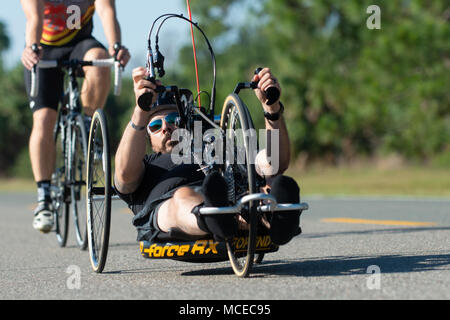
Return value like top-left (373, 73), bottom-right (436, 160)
top-left (30, 57), bottom-right (123, 98)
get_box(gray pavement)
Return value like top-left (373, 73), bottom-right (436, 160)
top-left (0, 192), bottom-right (449, 300)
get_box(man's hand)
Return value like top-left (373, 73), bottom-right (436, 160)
top-left (132, 67), bottom-right (160, 109)
top-left (21, 45), bottom-right (42, 71)
top-left (252, 67), bottom-right (282, 113)
top-left (109, 45), bottom-right (130, 67)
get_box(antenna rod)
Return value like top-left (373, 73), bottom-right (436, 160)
top-left (186, 0), bottom-right (201, 109)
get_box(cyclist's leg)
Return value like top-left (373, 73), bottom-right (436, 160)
top-left (156, 173), bottom-right (237, 240)
top-left (267, 175), bottom-right (302, 245)
top-left (25, 61), bottom-right (63, 232)
top-left (29, 108), bottom-right (58, 183)
top-left (156, 186), bottom-right (208, 236)
top-left (25, 45), bottom-right (68, 187)
top-left (70, 38), bottom-right (110, 117)
top-left (25, 53), bottom-right (64, 190)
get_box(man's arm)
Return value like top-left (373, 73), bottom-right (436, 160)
top-left (20, 0), bottom-right (44, 70)
top-left (253, 68), bottom-right (290, 176)
top-left (114, 67), bottom-right (159, 194)
top-left (95, 0), bottom-right (120, 50)
top-left (263, 101), bottom-right (290, 173)
top-left (114, 106), bottom-right (148, 194)
top-left (95, 0), bottom-right (130, 66)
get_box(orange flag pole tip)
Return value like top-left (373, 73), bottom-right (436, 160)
top-left (186, 0), bottom-right (201, 109)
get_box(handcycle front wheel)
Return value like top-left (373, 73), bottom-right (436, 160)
top-left (86, 109), bottom-right (112, 273)
top-left (220, 93), bottom-right (259, 278)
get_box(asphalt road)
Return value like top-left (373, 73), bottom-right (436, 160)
top-left (0, 192), bottom-right (449, 300)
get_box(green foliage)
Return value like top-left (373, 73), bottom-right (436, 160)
top-left (0, 63), bottom-right (32, 175)
top-left (0, 20), bottom-right (10, 72)
top-left (174, 0), bottom-right (450, 164)
top-left (0, 2), bottom-right (449, 177)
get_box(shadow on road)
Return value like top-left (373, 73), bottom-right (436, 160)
top-left (100, 227), bottom-right (450, 278)
top-left (180, 253), bottom-right (450, 278)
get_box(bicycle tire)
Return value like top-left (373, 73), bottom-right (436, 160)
top-left (71, 115), bottom-right (88, 250)
top-left (220, 93), bottom-right (258, 278)
top-left (86, 109), bottom-right (111, 273)
top-left (52, 111), bottom-right (69, 247)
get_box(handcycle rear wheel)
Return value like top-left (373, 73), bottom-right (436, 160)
top-left (52, 112), bottom-right (69, 247)
top-left (86, 109), bottom-right (112, 273)
top-left (220, 93), bottom-right (259, 277)
top-left (71, 115), bottom-right (88, 250)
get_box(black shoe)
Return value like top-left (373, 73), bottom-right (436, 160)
top-left (201, 172), bottom-right (237, 241)
top-left (269, 175), bottom-right (301, 245)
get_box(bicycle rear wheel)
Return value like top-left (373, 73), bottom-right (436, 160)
top-left (52, 112), bottom-right (69, 247)
top-left (220, 93), bottom-right (258, 277)
top-left (86, 109), bottom-right (111, 273)
top-left (71, 115), bottom-right (88, 250)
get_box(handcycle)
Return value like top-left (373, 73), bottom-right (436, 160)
top-left (86, 14), bottom-right (309, 277)
top-left (30, 44), bottom-right (123, 249)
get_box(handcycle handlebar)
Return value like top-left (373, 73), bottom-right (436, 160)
top-left (30, 56), bottom-right (123, 98)
top-left (232, 67), bottom-right (280, 105)
top-left (136, 76), bottom-right (164, 111)
top-left (137, 66), bottom-right (281, 114)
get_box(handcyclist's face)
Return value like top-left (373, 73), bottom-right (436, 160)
top-left (148, 110), bottom-right (179, 154)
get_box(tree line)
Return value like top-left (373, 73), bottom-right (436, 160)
top-left (0, 0), bottom-right (448, 178)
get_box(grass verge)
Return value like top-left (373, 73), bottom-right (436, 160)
top-left (1, 165), bottom-right (449, 198)
top-left (286, 165), bottom-right (450, 198)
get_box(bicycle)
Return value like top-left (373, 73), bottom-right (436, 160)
top-left (86, 14), bottom-right (309, 277)
top-left (30, 44), bottom-right (123, 249)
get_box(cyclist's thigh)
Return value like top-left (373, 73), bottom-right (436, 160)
top-left (24, 45), bottom-right (70, 113)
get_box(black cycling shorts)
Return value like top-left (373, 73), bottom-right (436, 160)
top-left (24, 37), bottom-right (106, 113)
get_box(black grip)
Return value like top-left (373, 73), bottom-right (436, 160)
top-left (31, 43), bottom-right (40, 54)
top-left (254, 67), bottom-right (280, 105)
top-left (31, 44), bottom-right (40, 71)
top-left (137, 76), bottom-right (156, 111)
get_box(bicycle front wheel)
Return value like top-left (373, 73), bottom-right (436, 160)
top-left (86, 109), bottom-right (111, 273)
top-left (52, 112), bottom-right (69, 247)
top-left (220, 93), bottom-right (258, 277)
top-left (71, 115), bottom-right (88, 250)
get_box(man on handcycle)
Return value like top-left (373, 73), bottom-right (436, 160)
top-left (114, 66), bottom-right (301, 246)
top-left (21, 0), bottom-right (130, 233)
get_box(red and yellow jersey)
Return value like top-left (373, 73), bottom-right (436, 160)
top-left (41, 0), bottom-right (95, 46)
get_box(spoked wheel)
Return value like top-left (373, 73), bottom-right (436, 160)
top-left (220, 93), bottom-right (259, 277)
top-left (52, 112), bottom-right (69, 247)
top-left (71, 115), bottom-right (88, 250)
top-left (86, 109), bottom-right (111, 273)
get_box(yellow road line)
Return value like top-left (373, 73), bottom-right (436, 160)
top-left (321, 217), bottom-right (437, 227)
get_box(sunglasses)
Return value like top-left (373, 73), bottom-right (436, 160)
top-left (148, 112), bottom-right (179, 134)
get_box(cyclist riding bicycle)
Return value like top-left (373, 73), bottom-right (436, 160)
top-left (21, 0), bottom-right (130, 233)
top-left (114, 66), bottom-right (302, 246)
